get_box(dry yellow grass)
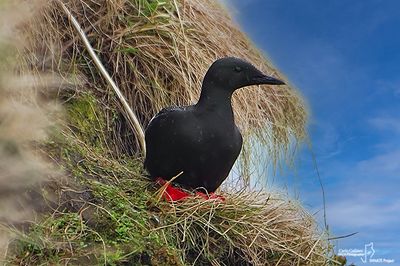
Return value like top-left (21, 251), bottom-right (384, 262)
top-left (0, 0), bottom-right (339, 265)
top-left (22, 0), bottom-right (308, 182)
top-left (159, 190), bottom-right (330, 265)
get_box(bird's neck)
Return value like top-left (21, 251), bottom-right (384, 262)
top-left (196, 83), bottom-right (235, 120)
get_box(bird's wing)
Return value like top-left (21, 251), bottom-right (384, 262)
top-left (144, 106), bottom-right (195, 178)
top-left (146, 106), bottom-right (186, 127)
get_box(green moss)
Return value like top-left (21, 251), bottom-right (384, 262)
top-left (8, 93), bottom-right (183, 265)
top-left (10, 154), bottom-right (182, 265)
top-left (65, 93), bottom-right (106, 152)
top-left (9, 213), bottom-right (90, 265)
top-left (7, 88), bottom-right (330, 265)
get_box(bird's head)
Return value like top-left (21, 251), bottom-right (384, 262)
top-left (203, 57), bottom-right (285, 92)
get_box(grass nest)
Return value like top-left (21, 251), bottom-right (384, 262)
top-left (0, 0), bottom-right (339, 265)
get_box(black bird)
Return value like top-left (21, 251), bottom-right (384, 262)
top-left (144, 57), bottom-right (285, 193)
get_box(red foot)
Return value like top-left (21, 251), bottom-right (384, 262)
top-left (156, 178), bottom-right (190, 201)
top-left (155, 178), bottom-right (225, 202)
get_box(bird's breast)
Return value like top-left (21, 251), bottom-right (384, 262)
top-left (198, 123), bottom-right (241, 153)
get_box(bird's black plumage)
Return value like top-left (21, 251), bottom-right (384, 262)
top-left (144, 57), bottom-right (285, 192)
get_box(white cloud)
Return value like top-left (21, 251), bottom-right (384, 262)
top-left (353, 149), bottom-right (400, 178)
top-left (317, 147), bottom-right (400, 236)
top-left (368, 117), bottom-right (400, 134)
top-left (327, 198), bottom-right (400, 229)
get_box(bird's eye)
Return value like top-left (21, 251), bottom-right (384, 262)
top-left (234, 66), bottom-right (242, 72)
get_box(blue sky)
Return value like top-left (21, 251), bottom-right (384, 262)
top-left (226, 0), bottom-right (400, 265)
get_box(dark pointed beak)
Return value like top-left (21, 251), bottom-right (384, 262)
top-left (252, 74), bottom-right (285, 85)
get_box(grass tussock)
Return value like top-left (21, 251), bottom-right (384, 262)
top-left (22, 0), bottom-right (308, 174)
top-left (5, 93), bottom-right (333, 265)
top-left (1, 0), bottom-right (339, 265)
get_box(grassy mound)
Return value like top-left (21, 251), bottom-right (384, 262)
top-left (7, 93), bottom-right (331, 265)
top-left (23, 0), bottom-right (307, 175)
top-left (0, 0), bottom-right (340, 265)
